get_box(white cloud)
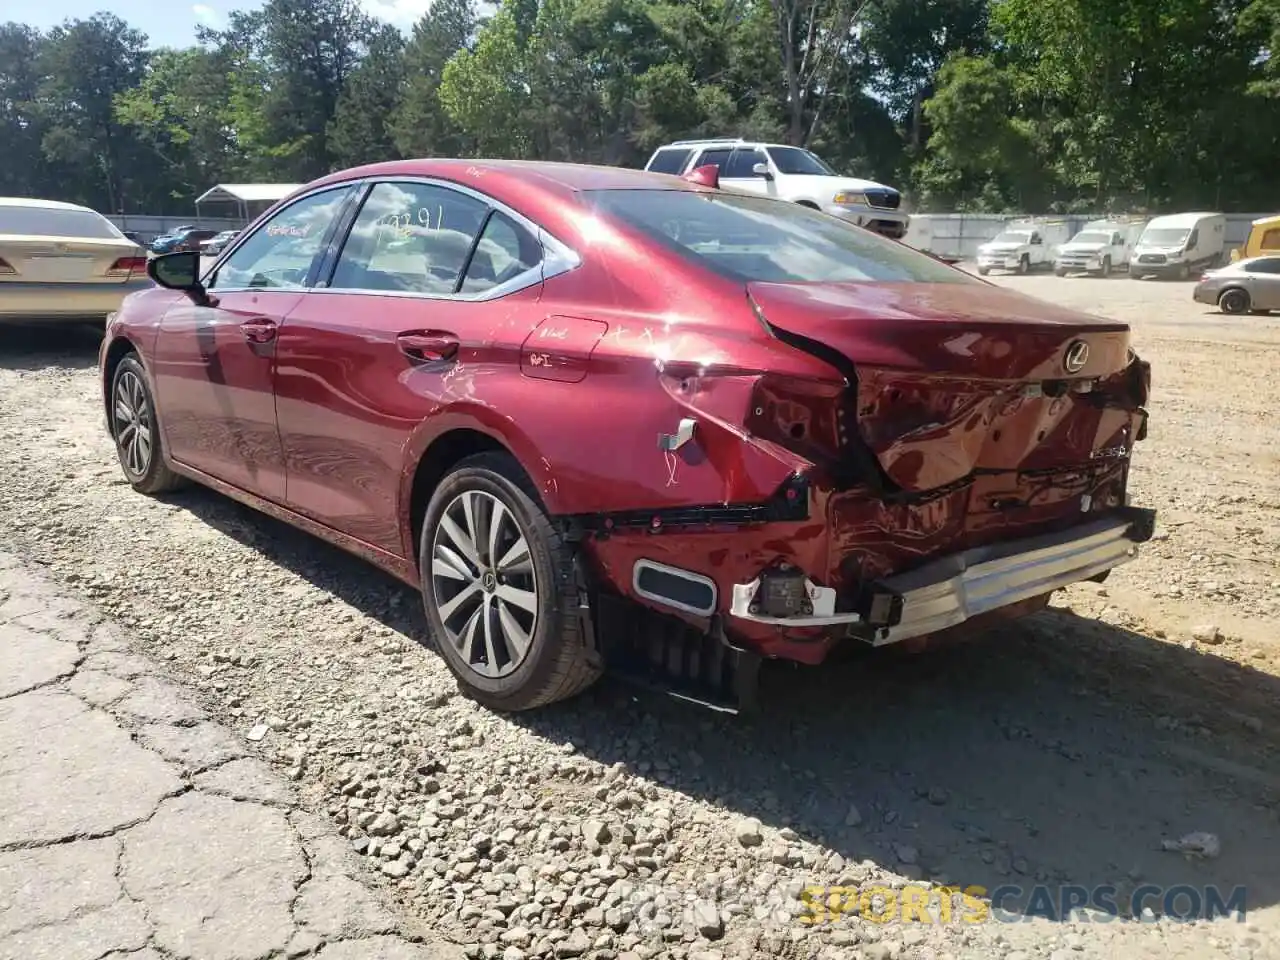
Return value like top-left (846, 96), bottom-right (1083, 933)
top-left (356, 0), bottom-right (435, 29)
top-left (192, 4), bottom-right (226, 29)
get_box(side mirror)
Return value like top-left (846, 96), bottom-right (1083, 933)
top-left (147, 251), bottom-right (213, 306)
top-left (751, 162), bottom-right (773, 180)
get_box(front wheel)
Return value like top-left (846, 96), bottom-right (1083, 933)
top-left (977, 267), bottom-right (991, 276)
top-left (108, 354), bottom-right (186, 495)
top-left (1017, 254), bottom-right (1030, 275)
top-left (1100, 256), bottom-right (1112, 278)
top-left (419, 452), bottom-right (602, 711)
top-left (1219, 288), bottom-right (1250, 315)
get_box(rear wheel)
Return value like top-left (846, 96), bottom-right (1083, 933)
top-left (1219, 288), bottom-right (1250, 315)
top-left (108, 355), bottom-right (185, 495)
top-left (419, 452), bottom-right (602, 711)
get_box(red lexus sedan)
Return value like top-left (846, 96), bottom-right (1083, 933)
top-left (99, 159), bottom-right (1155, 713)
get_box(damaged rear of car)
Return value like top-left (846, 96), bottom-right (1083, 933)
top-left (569, 187), bottom-right (1154, 710)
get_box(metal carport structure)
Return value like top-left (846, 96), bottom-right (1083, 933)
top-left (193, 183), bottom-right (304, 225)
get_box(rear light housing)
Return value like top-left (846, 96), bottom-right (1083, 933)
top-left (745, 374), bottom-right (848, 464)
top-left (106, 256), bottom-right (148, 279)
top-left (0, 257), bottom-right (14, 276)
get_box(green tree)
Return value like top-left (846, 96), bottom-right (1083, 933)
top-left (0, 24), bottom-right (52, 199)
top-left (393, 0), bottom-right (477, 157)
top-left (36, 14), bottom-right (150, 212)
top-left (330, 24), bottom-right (407, 166)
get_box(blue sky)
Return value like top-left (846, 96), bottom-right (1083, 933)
top-left (19, 0), bottom-right (433, 48)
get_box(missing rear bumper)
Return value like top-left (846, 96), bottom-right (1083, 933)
top-left (728, 508), bottom-right (1156, 645)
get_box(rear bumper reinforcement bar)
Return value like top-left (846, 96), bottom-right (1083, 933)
top-left (729, 507), bottom-right (1155, 645)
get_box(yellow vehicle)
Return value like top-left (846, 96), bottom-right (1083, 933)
top-left (1230, 214), bottom-right (1280, 261)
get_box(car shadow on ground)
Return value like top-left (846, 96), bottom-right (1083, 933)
top-left (0, 323), bottom-right (103, 372)
top-left (171, 484), bottom-right (1280, 925)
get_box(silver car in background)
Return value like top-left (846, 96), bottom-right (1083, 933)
top-left (0, 198), bottom-right (152, 324)
top-left (1192, 255), bottom-right (1280, 315)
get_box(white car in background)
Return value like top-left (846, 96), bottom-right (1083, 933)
top-left (642, 139), bottom-right (910, 240)
top-left (1054, 218), bottom-right (1147, 277)
top-left (976, 218), bottom-right (1072, 275)
top-left (0, 197), bottom-right (151, 324)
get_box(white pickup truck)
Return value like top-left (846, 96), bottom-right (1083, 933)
top-left (976, 219), bottom-right (1071, 275)
top-left (1054, 219), bottom-right (1146, 277)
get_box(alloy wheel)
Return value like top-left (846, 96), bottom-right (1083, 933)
top-left (113, 370), bottom-right (153, 478)
top-left (430, 489), bottom-right (538, 679)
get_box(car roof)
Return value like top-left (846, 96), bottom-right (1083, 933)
top-left (1146, 212), bottom-right (1222, 228)
top-left (0, 196), bottom-right (99, 213)
top-left (308, 159), bottom-right (694, 196)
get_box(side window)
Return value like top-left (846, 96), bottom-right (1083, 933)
top-left (1261, 228), bottom-right (1280, 251)
top-left (1112, 233), bottom-right (1123, 245)
top-left (209, 186), bottom-right (352, 290)
top-left (330, 182), bottom-right (488, 295)
top-left (648, 149), bottom-right (692, 175)
top-left (460, 212), bottom-right (543, 294)
top-left (1030, 232), bottom-right (1042, 245)
top-left (1244, 258), bottom-right (1280, 274)
top-left (723, 149), bottom-right (766, 178)
top-left (1188, 228), bottom-right (1199, 247)
top-left (695, 148), bottom-right (732, 172)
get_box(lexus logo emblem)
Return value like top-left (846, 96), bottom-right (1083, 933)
top-left (1063, 340), bottom-right (1090, 374)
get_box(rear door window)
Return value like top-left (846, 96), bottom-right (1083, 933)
top-left (1244, 258), bottom-right (1280, 274)
top-left (722, 148), bottom-right (767, 179)
top-left (692, 148), bottom-right (732, 172)
top-left (647, 149), bottom-right (692, 175)
top-left (330, 181), bottom-right (489, 295)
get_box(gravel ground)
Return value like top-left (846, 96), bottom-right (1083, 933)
top-left (1, 272), bottom-right (1278, 960)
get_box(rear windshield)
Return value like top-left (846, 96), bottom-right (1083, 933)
top-left (584, 189), bottom-right (971, 285)
top-left (0, 204), bottom-right (123, 240)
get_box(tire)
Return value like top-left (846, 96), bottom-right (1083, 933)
top-left (1018, 254), bottom-right (1030, 275)
top-left (1218, 288), bottom-right (1250, 315)
top-left (1101, 256), bottom-right (1112, 278)
top-left (977, 267), bottom-right (990, 276)
top-left (1177, 262), bottom-right (1190, 281)
top-left (419, 451), bottom-right (602, 711)
top-left (1054, 267), bottom-right (1067, 277)
top-left (108, 354), bottom-right (186, 495)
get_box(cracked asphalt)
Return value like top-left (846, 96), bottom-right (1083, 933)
top-left (0, 548), bottom-right (463, 960)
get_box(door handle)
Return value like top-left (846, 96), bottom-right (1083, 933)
top-left (240, 318), bottom-right (277, 344)
top-left (397, 331), bottom-right (459, 363)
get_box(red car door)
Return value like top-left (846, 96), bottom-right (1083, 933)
top-left (273, 179), bottom-right (546, 555)
top-left (151, 185), bottom-right (357, 500)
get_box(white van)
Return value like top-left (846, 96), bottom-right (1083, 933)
top-left (1130, 212), bottom-right (1226, 280)
top-left (1054, 218), bottom-right (1147, 277)
top-left (976, 218), bottom-right (1072, 275)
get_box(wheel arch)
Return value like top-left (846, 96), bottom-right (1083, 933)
top-left (795, 199), bottom-right (821, 210)
top-left (400, 410), bottom-right (556, 565)
top-left (101, 335), bottom-right (141, 412)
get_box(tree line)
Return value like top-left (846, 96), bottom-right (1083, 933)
top-left (2, 0), bottom-right (1278, 218)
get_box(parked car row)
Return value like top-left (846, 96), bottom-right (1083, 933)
top-left (972, 212), bottom-right (1235, 280)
